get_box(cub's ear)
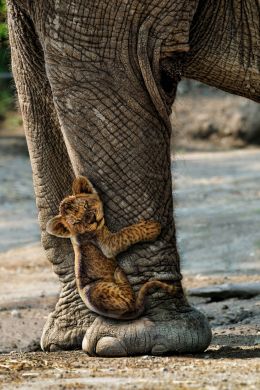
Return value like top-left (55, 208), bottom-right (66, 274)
top-left (72, 176), bottom-right (96, 195)
top-left (46, 215), bottom-right (72, 238)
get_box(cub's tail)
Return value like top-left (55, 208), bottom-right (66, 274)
top-left (135, 280), bottom-right (178, 312)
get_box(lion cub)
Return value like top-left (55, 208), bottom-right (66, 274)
top-left (47, 176), bottom-right (177, 320)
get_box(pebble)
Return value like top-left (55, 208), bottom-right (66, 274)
top-left (160, 367), bottom-right (168, 372)
top-left (253, 338), bottom-right (260, 345)
top-left (11, 310), bottom-right (22, 318)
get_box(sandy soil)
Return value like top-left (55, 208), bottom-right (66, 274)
top-left (0, 128), bottom-right (259, 388)
top-left (0, 349), bottom-right (259, 390)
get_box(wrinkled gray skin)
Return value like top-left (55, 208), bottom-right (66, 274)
top-left (7, 0), bottom-right (259, 356)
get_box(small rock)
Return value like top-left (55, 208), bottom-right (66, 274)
top-left (160, 367), bottom-right (168, 372)
top-left (254, 338), bottom-right (260, 345)
top-left (22, 373), bottom-right (39, 377)
top-left (11, 310), bottom-right (22, 318)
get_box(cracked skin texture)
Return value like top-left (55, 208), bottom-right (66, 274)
top-left (6, 0), bottom-right (259, 355)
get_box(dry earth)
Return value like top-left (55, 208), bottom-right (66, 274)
top-left (0, 123), bottom-right (259, 388)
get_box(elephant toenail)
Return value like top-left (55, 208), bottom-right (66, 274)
top-left (49, 343), bottom-right (62, 352)
top-left (95, 336), bottom-right (127, 357)
top-left (151, 344), bottom-right (169, 355)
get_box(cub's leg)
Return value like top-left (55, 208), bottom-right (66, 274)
top-left (84, 280), bottom-right (136, 319)
top-left (100, 220), bottom-right (161, 257)
top-left (114, 267), bottom-right (131, 286)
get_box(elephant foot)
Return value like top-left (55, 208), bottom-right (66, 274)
top-left (41, 279), bottom-right (211, 355)
top-left (82, 306), bottom-right (212, 357)
top-left (41, 283), bottom-right (96, 351)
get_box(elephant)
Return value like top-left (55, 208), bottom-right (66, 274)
top-left (6, 0), bottom-right (259, 356)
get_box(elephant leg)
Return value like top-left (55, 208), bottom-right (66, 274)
top-left (8, 0), bottom-right (212, 355)
top-left (42, 73), bottom-right (211, 355)
top-left (7, 2), bottom-right (96, 351)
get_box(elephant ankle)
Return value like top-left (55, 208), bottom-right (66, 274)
top-left (41, 233), bottom-right (75, 277)
top-left (142, 279), bottom-right (190, 316)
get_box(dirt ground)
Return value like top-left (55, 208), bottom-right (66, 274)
top-left (0, 348), bottom-right (259, 390)
top-left (0, 104), bottom-right (260, 388)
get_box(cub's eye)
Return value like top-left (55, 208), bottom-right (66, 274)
top-left (60, 202), bottom-right (74, 214)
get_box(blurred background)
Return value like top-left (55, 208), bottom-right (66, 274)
top-left (0, 1), bottom-right (20, 125)
top-left (0, 0), bottom-right (259, 356)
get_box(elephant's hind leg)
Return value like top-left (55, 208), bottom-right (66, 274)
top-left (7, 1), bottom-right (95, 352)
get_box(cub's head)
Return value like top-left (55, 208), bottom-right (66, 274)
top-left (47, 176), bottom-right (104, 238)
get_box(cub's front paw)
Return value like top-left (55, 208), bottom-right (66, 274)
top-left (138, 220), bottom-right (161, 241)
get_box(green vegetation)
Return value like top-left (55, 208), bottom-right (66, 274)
top-left (0, 0), bottom-right (14, 120)
top-left (0, 0), bottom-right (7, 40)
top-left (0, 0), bottom-right (8, 71)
